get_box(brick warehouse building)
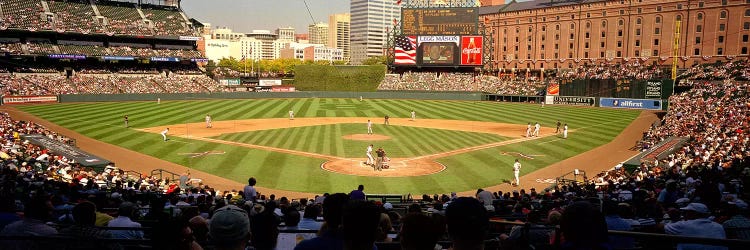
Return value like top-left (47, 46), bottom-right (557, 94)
top-left (479, 0), bottom-right (750, 70)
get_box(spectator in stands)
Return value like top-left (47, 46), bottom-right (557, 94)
top-left (250, 201), bottom-right (280, 250)
top-left (0, 195), bottom-right (20, 231)
top-left (603, 200), bottom-right (635, 249)
top-left (244, 177), bottom-right (257, 203)
top-left (107, 201), bottom-right (144, 239)
top-left (558, 201), bottom-right (610, 250)
top-left (295, 193), bottom-right (350, 250)
top-left (375, 213), bottom-right (394, 243)
top-left (299, 204), bottom-right (323, 230)
top-left (499, 210), bottom-right (552, 250)
top-left (662, 203), bottom-right (728, 250)
top-left (475, 188), bottom-right (494, 212)
top-left (722, 203), bottom-right (750, 240)
top-left (210, 205), bottom-right (251, 250)
top-left (0, 196), bottom-right (57, 250)
top-left (399, 213), bottom-right (445, 250)
top-left (59, 201), bottom-right (113, 238)
top-left (342, 200), bottom-right (381, 250)
top-left (445, 197), bottom-right (489, 250)
top-left (350, 184), bottom-right (366, 200)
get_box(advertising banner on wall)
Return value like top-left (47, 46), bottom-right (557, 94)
top-left (219, 79), bottom-right (241, 85)
top-left (2, 95), bottom-right (58, 105)
top-left (546, 83), bottom-right (560, 96)
top-left (460, 36), bottom-right (483, 65)
top-left (259, 79), bottom-right (282, 86)
top-left (271, 86), bottom-right (295, 92)
top-left (645, 81), bottom-right (662, 99)
top-left (600, 98), bottom-right (662, 110)
top-left (417, 36), bottom-right (459, 65)
top-left (553, 96), bottom-right (596, 106)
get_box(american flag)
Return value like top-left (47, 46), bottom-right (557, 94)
top-left (395, 36), bottom-right (416, 65)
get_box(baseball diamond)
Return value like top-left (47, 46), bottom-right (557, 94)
top-left (9, 98), bottom-right (649, 196)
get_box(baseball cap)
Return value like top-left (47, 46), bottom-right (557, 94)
top-left (383, 202), bottom-right (393, 210)
top-left (680, 203), bottom-right (710, 214)
top-left (210, 205), bottom-right (250, 243)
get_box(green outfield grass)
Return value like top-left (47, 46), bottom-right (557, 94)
top-left (17, 99), bottom-right (641, 194)
top-left (213, 124), bottom-right (509, 158)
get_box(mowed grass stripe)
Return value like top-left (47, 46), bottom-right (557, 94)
top-left (17, 99), bottom-right (641, 194)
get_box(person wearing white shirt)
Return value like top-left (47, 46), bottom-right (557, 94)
top-left (365, 144), bottom-right (374, 166)
top-left (160, 128), bottom-right (169, 141)
top-left (513, 159), bottom-right (522, 186)
top-left (107, 202), bottom-right (144, 239)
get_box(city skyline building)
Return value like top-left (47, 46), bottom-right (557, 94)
top-left (308, 22), bottom-right (330, 45)
top-left (328, 13), bottom-right (351, 62)
top-left (350, 0), bottom-right (401, 64)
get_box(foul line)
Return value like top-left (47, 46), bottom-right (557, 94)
top-left (155, 114), bottom-right (649, 163)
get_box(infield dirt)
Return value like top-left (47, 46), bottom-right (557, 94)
top-left (3, 107), bottom-right (657, 198)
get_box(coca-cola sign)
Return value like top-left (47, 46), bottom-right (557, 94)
top-left (460, 36), bottom-right (483, 65)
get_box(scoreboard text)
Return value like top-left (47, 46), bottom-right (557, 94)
top-left (401, 8), bottom-right (478, 35)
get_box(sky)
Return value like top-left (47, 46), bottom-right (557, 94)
top-left (180, 0), bottom-right (350, 33)
top-left (179, 0), bottom-right (527, 34)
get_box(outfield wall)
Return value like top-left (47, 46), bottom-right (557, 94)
top-left (57, 91), bottom-right (485, 103)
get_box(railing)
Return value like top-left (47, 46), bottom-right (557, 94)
top-left (149, 168), bottom-right (179, 182)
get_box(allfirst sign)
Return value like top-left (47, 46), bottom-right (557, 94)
top-left (600, 98), bottom-right (662, 110)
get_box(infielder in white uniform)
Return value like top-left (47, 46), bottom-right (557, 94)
top-left (533, 122), bottom-right (540, 137)
top-left (367, 120), bottom-right (373, 134)
top-left (525, 123), bottom-right (531, 137)
top-left (563, 124), bottom-right (568, 139)
top-left (205, 114), bottom-right (212, 128)
top-left (513, 159), bottom-right (521, 186)
top-left (410, 111), bottom-right (416, 121)
top-left (289, 110), bottom-right (294, 120)
top-left (365, 144), bottom-right (374, 166)
top-left (161, 128), bottom-right (169, 141)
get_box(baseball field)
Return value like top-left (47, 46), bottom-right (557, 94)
top-left (10, 98), bottom-right (649, 196)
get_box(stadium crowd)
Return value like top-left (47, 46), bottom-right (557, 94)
top-left (0, 77), bottom-right (748, 250)
top-left (678, 60), bottom-right (750, 83)
top-left (558, 62), bottom-right (669, 80)
top-left (0, 73), bottom-right (222, 95)
top-left (379, 72), bottom-right (547, 95)
top-left (0, 0), bottom-right (196, 37)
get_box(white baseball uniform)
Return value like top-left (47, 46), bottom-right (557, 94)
top-left (563, 125), bottom-right (568, 139)
top-left (366, 145), bottom-right (374, 165)
top-left (533, 123), bottom-right (540, 137)
top-left (161, 129), bottom-right (169, 141)
top-left (513, 161), bottom-right (522, 185)
top-left (411, 111), bottom-right (416, 121)
top-left (526, 124), bottom-right (531, 137)
top-left (205, 115), bottom-right (212, 128)
top-left (289, 110), bottom-right (294, 120)
top-left (367, 120), bottom-right (373, 134)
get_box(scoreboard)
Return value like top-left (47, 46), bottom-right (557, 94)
top-left (401, 8), bottom-right (478, 36)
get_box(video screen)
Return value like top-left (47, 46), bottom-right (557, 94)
top-left (418, 42), bottom-right (458, 65)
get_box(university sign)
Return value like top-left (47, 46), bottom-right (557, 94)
top-left (553, 96), bottom-right (595, 106)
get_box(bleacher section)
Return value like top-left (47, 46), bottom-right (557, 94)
top-left (0, 0), bottom-right (48, 30)
top-left (96, 2), bottom-right (151, 36)
top-left (0, 42), bottom-right (23, 55)
top-left (141, 6), bottom-right (194, 36)
top-left (57, 44), bottom-right (107, 56)
top-left (48, 0), bottom-right (103, 34)
top-left (25, 42), bottom-right (56, 54)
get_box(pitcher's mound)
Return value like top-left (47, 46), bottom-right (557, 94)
top-left (342, 134), bottom-right (391, 141)
top-left (321, 158), bottom-right (445, 177)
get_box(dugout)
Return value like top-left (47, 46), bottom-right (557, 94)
top-left (485, 94), bottom-right (543, 103)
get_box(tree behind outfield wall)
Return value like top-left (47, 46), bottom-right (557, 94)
top-left (293, 65), bottom-right (386, 91)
